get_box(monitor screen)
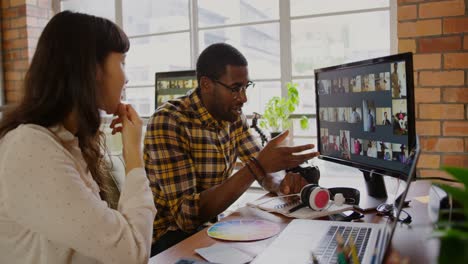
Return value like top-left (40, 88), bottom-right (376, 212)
top-left (155, 70), bottom-right (197, 108)
top-left (315, 53), bottom-right (415, 179)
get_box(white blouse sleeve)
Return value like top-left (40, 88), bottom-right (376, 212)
top-left (0, 127), bottom-right (156, 264)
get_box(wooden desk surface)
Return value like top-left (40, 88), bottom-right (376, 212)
top-left (150, 176), bottom-right (438, 264)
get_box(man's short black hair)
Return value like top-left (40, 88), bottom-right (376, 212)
top-left (196, 43), bottom-right (248, 84)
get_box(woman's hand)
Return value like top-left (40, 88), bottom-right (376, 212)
top-left (110, 103), bottom-right (144, 173)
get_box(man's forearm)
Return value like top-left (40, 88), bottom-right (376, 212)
top-left (198, 166), bottom-right (256, 223)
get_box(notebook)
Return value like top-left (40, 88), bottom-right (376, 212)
top-left (247, 196), bottom-right (354, 219)
top-left (252, 137), bottom-right (421, 264)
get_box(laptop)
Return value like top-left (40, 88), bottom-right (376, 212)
top-left (252, 137), bottom-right (421, 264)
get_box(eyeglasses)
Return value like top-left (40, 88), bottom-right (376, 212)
top-left (211, 78), bottom-right (255, 98)
top-left (376, 203), bottom-right (412, 224)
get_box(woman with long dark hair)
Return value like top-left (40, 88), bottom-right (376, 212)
top-left (0, 11), bottom-right (156, 263)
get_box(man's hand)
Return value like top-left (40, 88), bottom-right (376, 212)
top-left (256, 130), bottom-right (320, 173)
top-left (279, 172), bottom-right (308, 195)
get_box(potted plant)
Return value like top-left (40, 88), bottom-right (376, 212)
top-left (433, 167), bottom-right (468, 264)
top-left (259, 82), bottom-right (309, 138)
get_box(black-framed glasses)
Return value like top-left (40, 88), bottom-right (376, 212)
top-left (211, 78), bottom-right (255, 98)
top-left (376, 203), bottom-right (412, 224)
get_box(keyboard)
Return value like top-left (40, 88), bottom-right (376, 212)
top-left (315, 225), bottom-right (372, 264)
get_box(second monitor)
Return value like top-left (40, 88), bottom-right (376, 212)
top-left (155, 70), bottom-right (198, 109)
top-left (314, 52), bottom-right (416, 201)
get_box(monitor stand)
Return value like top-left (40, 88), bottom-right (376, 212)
top-left (355, 169), bottom-right (388, 212)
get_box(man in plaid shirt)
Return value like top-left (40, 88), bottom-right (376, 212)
top-left (144, 43), bottom-right (319, 256)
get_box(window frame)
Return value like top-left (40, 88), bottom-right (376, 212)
top-left (54, 0), bottom-right (397, 127)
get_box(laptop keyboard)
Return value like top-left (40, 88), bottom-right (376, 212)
top-left (315, 225), bottom-right (371, 264)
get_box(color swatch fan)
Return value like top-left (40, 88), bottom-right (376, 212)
top-left (207, 219), bottom-right (280, 241)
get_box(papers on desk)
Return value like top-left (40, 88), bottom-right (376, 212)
top-left (195, 243), bottom-right (254, 264)
top-left (247, 196), bottom-right (354, 219)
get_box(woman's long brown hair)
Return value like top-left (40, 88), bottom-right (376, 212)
top-left (0, 11), bottom-right (130, 208)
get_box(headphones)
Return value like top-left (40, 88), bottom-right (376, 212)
top-left (299, 184), bottom-right (360, 211)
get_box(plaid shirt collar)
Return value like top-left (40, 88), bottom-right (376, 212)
top-left (190, 89), bottom-right (227, 130)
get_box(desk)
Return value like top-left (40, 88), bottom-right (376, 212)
top-left (150, 175), bottom-right (439, 264)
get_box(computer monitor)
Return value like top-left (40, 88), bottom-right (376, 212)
top-left (314, 52), bottom-right (415, 201)
top-left (155, 70), bottom-right (197, 108)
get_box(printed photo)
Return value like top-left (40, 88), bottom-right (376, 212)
top-left (349, 107), bottom-right (362, 123)
top-left (339, 130), bottom-right (351, 160)
top-left (318, 80), bottom-right (331, 95)
top-left (342, 77), bottom-right (350, 93)
top-left (377, 141), bottom-right (392, 160)
top-left (376, 107), bottom-right (392, 126)
top-left (319, 107), bottom-right (329, 122)
top-left (391, 62), bottom-right (407, 98)
top-left (392, 143), bottom-right (409, 164)
top-left (157, 95), bottom-right (176, 106)
top-left (320, 128), bottom-right (329, 153)
top-left (392, 99), bottom-right (408, 135)
top-left (168, 80), bottom-right (177, 89)
top-left (366, 140), bottom-right (378, 158)
top-left (157, 80), bottom-right (170, 90)
top-left (329, 108), bottom-right (338, 122)
top-left (383, 143), bottom-right (393, 161)
top-left (331, 79), bottom-right (339, 94)
top-left (363, 74), bottom-right (376, 92)
top-left (376, 72), bottom-right (390, 91)
top-left (338, 108), bottom-right (350, 122)
top-left (351, 138), bottom-right (363, 155)
top-left (328, 135), bottom-right (340, 152)
top-left (350, 75), bottom-right (362, 92)
top-left (362, 100), bottom-right (376, 132)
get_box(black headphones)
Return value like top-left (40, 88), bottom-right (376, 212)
top-left (300, 184), bottom-right (360, 211)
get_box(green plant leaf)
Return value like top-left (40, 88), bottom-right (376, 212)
top-left (438, 235), bottom-right (468, 264)
top-left (442, 167), bottom-right (468, 187)
top-left (433, 228), bottom-right (468, 238)
top-left (435, 166), bottom-right (468, 263)
top-left (260, 82), bottom-right (305, 132)
top-left (300, 116), bottom-right (309, 130)
top-left (436, 219), bottom-right (468, 230)
top-left (438, 185), bottom-right (468, 216)
top-left (438, 167), bottom-right (468, 212)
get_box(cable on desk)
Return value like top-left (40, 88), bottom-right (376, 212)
top-left (415, 177), bottom-right (459, 183)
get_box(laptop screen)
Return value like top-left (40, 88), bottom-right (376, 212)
top-left (381, 136), bottom-right (420, 262)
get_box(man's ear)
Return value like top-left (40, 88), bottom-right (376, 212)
top-left (199, 76), bottom-right (213, 94)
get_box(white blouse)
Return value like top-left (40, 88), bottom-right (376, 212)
top-left (0, 124), bottom-right (156, 264)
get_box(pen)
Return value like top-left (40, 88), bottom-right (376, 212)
top-left (310, 251), bottom-right (319, 264)
top-left (336, 233), bottom-right (349, 264)
top-left (371, 230), bottom-right (381, 264)
top-left (288, 203), bottom-right (306, 213)
top-left (349, 234), bottom-right (360, 264)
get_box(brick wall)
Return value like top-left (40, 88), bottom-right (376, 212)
top-left (398, 0), bottom-right (468, 177)
top-left (1, 0), bottom-right (52, 104)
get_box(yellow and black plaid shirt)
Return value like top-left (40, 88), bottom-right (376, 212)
top-left (144, 89), bottom-right (261, 242)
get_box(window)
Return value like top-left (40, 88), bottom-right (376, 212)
top-left (58, 0), bottom-right (395, 142)
top-left (198, 0), bottom-right (281, 116)
top-left (61, 0), bottom-right (115, 21)
top-left (121, 0), bottom-right (192, 116)
top-left (289, 0), bottom-right (392, 144)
